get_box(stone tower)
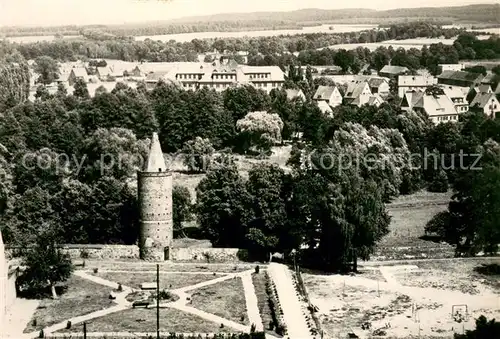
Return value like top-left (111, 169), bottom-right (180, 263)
top-left (138, 133), bottom-right (173, 261)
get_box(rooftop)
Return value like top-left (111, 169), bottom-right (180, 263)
top-left (144, 132), bottom-right (167, 172)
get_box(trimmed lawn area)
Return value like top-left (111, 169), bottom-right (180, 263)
top-left (190, 276), bottom-right (248, 325)
top-left (251, 272), bottom-right (281, 337)
top-left (24, 275), bottom-right (115, 332)
top-left (92, 272), bottom-right (224, 290)
top-left (56, 308), bottom-right (233, 333)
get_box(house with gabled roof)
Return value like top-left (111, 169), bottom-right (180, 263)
top-left (68, 67), bottom-right (89, 86)
top-left (367, 94), bottom-right (385, 107)
top-left (285, 89), bottom-right (306, 101)
top-left (367, 77), bottom-right (390, 97)
top-left (437, 70), bottom-right (484, 89)
top-left (316, 100), bottom-right (333, 116)
top-left (344, 81), bottom-right (372, 107)
top-left (398, 75), bottom-right (437, 97)
top-left (469, 92), bottom-right (500, 118)
top-left (379, 65), bottom-right (409, 79)
top-left (441, 85), bottom-right (469, 114)
top-left (96, 67), bottom-right (111, 80)
top-left (412, 93), bottom-right (458, 124)
top-left (313, 86), bottom-right (343, 107)
top-left (401, 91), bottom-right (425, 112)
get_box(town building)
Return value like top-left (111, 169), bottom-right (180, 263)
top-left (438, 64), bottom-right (465, 74)
top-left (344, 80), bottom-right (373, 107)
top-left (437, 70), bottom-right (484, 89)
top-left (96, 67), bottom-right (111, 80)
top-left (313, 86), bottom-right (343, 107)
top-left (366, 77), bottom-right (390, 97)
top-left (317, 100), bottom-right (333, 116)
top-left (397, 75), bottom-right (437, 97)
top-left (469, 92), bottom-right (500, 118)
top-left (285, 89), bottom-right (306, 101)
top-left (379, 65), bottom-right (409, 79)
top-left (441, 85), bottom-right (469, 114)
top-left (68, 67), bottom-right (89, 86)
top-left (137, 133), bottom-right (173, 261)
top-left (412, 93), bottom-right (459, 124)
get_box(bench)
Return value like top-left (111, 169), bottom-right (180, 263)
top-left (141, 282), bottom-right (157, 290)
top-left (132, 300), bottom-right (150, 308)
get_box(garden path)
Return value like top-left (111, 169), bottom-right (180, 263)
top-left (25, 268), bottom-right (279, 339)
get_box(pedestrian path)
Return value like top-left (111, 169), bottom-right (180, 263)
top-left (268, 263), bottom-right (311, 339)
top-left (241, 271), bottom-right (263, 331)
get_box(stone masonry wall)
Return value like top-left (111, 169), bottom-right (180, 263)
top-left (5, 245), bottom-right (240, 262)
top-left (170, 248), bottom-right (239, 262)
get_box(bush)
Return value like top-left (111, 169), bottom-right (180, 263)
top-left (80, 249), bottom-right (89, 259)
top-left (255, 265), bottom-right (260, 274)
top-left (66, 321), bottom-right (71, 329)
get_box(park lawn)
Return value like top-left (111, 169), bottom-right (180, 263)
top-left (190, 276), bottom-right (248, 325)
top-left (24, 275), bottom-right (115, 333)
top-left (92, 272), bottom-right (225, 290)
top-left (56, 308), bottom-right (233, 333)
top-left (251, 272), bottom-right (282, 337)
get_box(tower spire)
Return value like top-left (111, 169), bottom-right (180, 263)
top-left (145, 132), bottom-right (166, 172)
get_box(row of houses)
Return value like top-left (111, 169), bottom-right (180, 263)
top-left (398, 70), bottom-right (500, 123)
top-left (54, 58), bottom-right (286, 93)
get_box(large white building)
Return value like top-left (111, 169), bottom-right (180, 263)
top-left (141, 60), bottom-right (285, 93)
top-left (398, 75), bottom-right (437, 97)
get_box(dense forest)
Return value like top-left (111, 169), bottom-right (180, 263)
top-left (0, 4), bottom-right (498, 37)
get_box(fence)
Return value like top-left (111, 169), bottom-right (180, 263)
top-left (294, 264), bottom-right (324, 339)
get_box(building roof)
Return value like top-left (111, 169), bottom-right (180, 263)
top-left (97, 67), bottom-right (111, 77)
top-left (398, 75), bottom-right (437, 87)
top-left (368, 95), bottom-right (384, 106)
top-left (481, 73), bottom-right (497, 84)
top-left (345, 81), bottom-right (371, 99)
top-left (470, 92), bottom-right (497, 109)
top-left (145, 132), bottom-right (167, 172)
top-left (441, 85), bottom-right (467, 99)
top-left (476, 84), bottom-right (492, 94)
top-left (437, 70), bottom-right (483, 83)
top-left (401, 91), bottom-right (425, 109)
top-left (71, 67), bottom-right (88, 77)
top-left (313, 86), bottom-right (338, 100)
top-left (285, 89), bottom-right (304, 100)
top-left (414, 94), bottom-right (457, 116)
top-left (240, 66), bottom-right (285, 81)
top-left (317, 100), bottom-right (333, 114)
top-left (367, 77), bottom-right (388, 88)
top-left (379, 65), bottom-right (409, 75)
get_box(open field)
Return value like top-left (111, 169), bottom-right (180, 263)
top-left (303, 258), bottom-right (500, 338)
top-left (190, 277), bottom-right (248, 325)
top-left (56, 307), bottom-right (233, 333)
top-left (83, 260), bottom-right (256, 273)
top-left (24, 276), bottom-right (115, 332)
top-left (91, 272), bottom-right (226, 290)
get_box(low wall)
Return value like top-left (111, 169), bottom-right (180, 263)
top-left (170, 247), bottom-right (239, 262)
top-left (6, 245), bottom-right (140, 260)
top-left (6, 245), bottom-right (240, 262)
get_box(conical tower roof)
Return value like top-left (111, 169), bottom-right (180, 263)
top-left (144, 132), bottom-right (167, 172)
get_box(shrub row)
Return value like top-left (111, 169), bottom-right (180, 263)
top-left (264, 272), bottom-right (287, 336)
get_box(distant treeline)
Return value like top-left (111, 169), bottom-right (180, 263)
top-left (0, 4), bottom-right (498, 38)
top-left (0, 22), bottom-right (466, 63)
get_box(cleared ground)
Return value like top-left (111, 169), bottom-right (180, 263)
top-left (24, 276), bottom-right (115, 332)
top-left (304, 258), bottom-right (500, 338)
top-left (56, 308), bottom-right (232, 333)
top-left (190, 276), bottom-right (248, 325)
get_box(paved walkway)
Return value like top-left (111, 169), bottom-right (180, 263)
top-left (241, 272), bottom-right (263, 331)
top-left (268, 263), bottom-right (311, 339)
top-left (2, 298), bottom-right (40, 339)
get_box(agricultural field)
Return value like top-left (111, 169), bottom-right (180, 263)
top-left (303, 258), bottom-right (500, 338)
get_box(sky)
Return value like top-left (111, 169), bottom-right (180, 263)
top-left (0, 0), bottom-right (496, 28)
